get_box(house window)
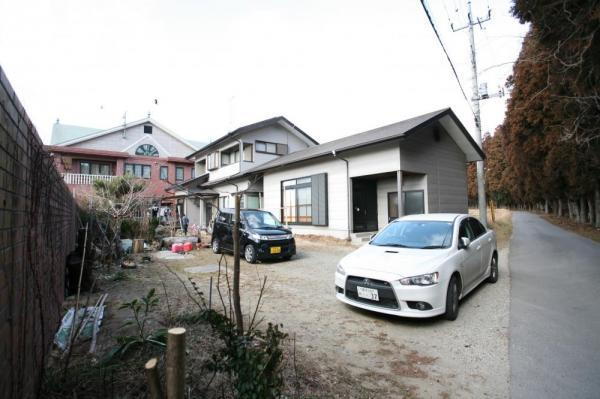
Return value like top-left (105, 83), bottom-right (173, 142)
top-left (219, 196), bottom-right (229, 209)
top-left (144, 125), bottom-right (153, 134)
top-left (256, 140), bottom-right (287, 155)
top-left (175, 166), bottom-right (184, 181)
top-left (388, 192), bottom-right (398, 222)
top-left (80, 161), bottom-right (111, 176)
top-left (242, 193), bottom-right (260, 209)
top-left (387, 191), bottom-right (425, 217)
top-left (281, 174), bottom-right (327, 225)
top-left (135, 144), bottom-right (159, 157)
top-left (207, 152), bottom-right (219, 170)
top-left (160, 166), bottom-right (168, 180)
top-left (243, 143), bottom-right (253, 162)
top-left (191, 167), bottom-right (195, 178)
top-left (402, 190), bottom-right (425, 215)
top-left (125, 163), bottom-right (151, 179)
top-left (221, 146), bottom-right (240, 166)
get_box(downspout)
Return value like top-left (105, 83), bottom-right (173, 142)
top-left (331, 150), bottom-right (351, 241)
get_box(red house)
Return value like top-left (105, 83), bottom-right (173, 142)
top-left (46, 117), bottom-right (203, 207)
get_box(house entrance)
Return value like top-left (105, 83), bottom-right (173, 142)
top-left (352, 178), bottom-right (378, 232)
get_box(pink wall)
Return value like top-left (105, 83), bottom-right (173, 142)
top-left (52, 152), bottom-right (195, 200)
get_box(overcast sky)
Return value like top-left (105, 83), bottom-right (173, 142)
top-left (0, 0), bottom-right (528, 146)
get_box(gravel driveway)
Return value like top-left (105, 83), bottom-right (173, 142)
top-left (178, 238), bottom-right (510, 398)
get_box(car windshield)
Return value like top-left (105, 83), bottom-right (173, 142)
top-left (242, 210), bottom-right (283, 229)
top-left (370, 220), bottom-right (453, 249)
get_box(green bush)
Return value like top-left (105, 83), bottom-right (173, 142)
top-left (120, 219), bottom-right (141, 239)
top-left (147, 217), bottom-right (159, 240)
top-left (203, 310), bottom-right (287, 399)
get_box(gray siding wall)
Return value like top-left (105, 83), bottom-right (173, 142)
top-left (70, 123), bottom-right (195, 157)
top-left (400, 126), bottom-right (468, 213)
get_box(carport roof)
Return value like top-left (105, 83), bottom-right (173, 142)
top-left (246, 108), bottom-right (484, 174)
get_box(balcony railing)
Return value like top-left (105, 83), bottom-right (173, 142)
top-left (62, 173), bottom-right (116, 185)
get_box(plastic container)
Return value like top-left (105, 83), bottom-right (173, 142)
top-left (171, 243), bottom-right (184, 253)
top-left (183, 242), bottom-right (193, 252)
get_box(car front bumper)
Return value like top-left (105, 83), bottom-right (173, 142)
top-left (256, 239), bottom-right (296, 260)
top-left (335, 272), bottom-right (447, 318)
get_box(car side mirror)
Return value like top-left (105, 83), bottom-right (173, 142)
top-left (459, 237), bottom-right (471, 249)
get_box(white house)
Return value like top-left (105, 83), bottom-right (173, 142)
top-left (181, 108), bottom-right (484, 240)
top-left (179, 116), bottom-right (319, 227)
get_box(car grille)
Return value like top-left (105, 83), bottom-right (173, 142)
top-left (260, 240), bottom-right (292, 254)
top-left (345, 275), bottom-right (399, 309)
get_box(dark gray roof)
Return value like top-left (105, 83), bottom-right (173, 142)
top-left (246, 108), bottom-right (482, 174)
top-left (186, 116), bottom-right (318, 159)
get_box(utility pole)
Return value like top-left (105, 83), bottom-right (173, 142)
top-left (452, 0), bottom-right (490, 227)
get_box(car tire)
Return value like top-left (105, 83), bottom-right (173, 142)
top-left (444, 277), bottom-right (460, 321)
top-left (244, 244), bottom-right (257, 264)
top-left (487, 254), bottom-right (499, 283)
top-left (211, 238), bottom-right (221, 254)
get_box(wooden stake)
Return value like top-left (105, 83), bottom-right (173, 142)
top-left (208, 276), bottom-right (213, 310)
top-left (166, 327), bottom-right (186, 399)
top-left (232, 194), bottom-right (243, 333)
top-left (133, 238), bottom-right (144, 253)
top-left (145, 358), bottom-right (163, 399)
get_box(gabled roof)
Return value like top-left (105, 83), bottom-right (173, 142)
top-left (247, 108), bottom-right (484, 174)
top-left (186, 116), bottom-right (318, 160)
top-left (53, 117), bottom-right (201, 151)
top-left (44, 145), bottom-right (130, 158)
top-left (51, 123), bottom-right (103, 144)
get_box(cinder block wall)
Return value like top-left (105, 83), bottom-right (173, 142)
top-left (0, 65), bottom-right (78, 398)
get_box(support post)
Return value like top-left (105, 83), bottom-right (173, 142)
top-left (396, 171), bottom-right (403, 218)
top-left (145, 358), bottom-right (163, 399)
top-left (166, 327), bottom-right (186, 399)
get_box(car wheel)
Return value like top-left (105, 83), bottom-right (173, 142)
top-left (444, 277), bottom-right (460, 321)
top-left (487, 254), bottom-right (499, 283)
top-left (244, 244), bottom-right (257, 263)
top-left (211, 238), bottom-right (221, 254)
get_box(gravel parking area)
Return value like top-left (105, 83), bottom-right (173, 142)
top-left (168, 236), bottom-right (510, 398)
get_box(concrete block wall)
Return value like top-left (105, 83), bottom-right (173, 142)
top-left (0, 65), bottom-right (78, 398)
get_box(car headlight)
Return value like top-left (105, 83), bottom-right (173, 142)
top-left (336, 263), bottom-right (346, 276)
top-left (249, 233), bottom-right (293, 241)
top-left (249, 233), bottom-right (262, 242)
top-left (400, 272), bottom-right (439, 286)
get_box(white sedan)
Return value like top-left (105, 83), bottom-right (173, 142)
top-left (335, 214), bottom-right (498, 320)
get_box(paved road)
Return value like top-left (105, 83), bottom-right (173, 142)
top-left (510, 212), bottom-right (600, 399)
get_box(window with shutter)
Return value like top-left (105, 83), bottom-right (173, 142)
top-left (281, 173), bottom-right (328, 226)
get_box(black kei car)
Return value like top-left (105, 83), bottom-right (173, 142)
top-left (210, 208), bottom-right (296, 263)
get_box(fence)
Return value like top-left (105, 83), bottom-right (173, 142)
top-left (62, 172), bottom-right (116, 185)
top-left (0, 65), bottom-right (78, 398)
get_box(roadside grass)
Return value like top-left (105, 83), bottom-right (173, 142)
top-left (469, 208), bottom-right (513, 249)
top-left (539, 213), bottom-right (600, 243)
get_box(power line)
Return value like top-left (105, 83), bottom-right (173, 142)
top-left (420, 0), bottom-right (475, 117)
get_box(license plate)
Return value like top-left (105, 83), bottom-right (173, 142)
top-left (270, 246), bottom-right (281, 254)
top-left (357, 286), bottom-right (379, 301)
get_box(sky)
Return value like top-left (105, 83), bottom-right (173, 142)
top-left (0, 0), bottom-right (528, 146)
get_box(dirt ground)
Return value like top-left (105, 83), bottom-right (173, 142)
top-left (162, 213), bottom-right (512, 398)
top-left (63, 211), bottom-right (511, 398)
